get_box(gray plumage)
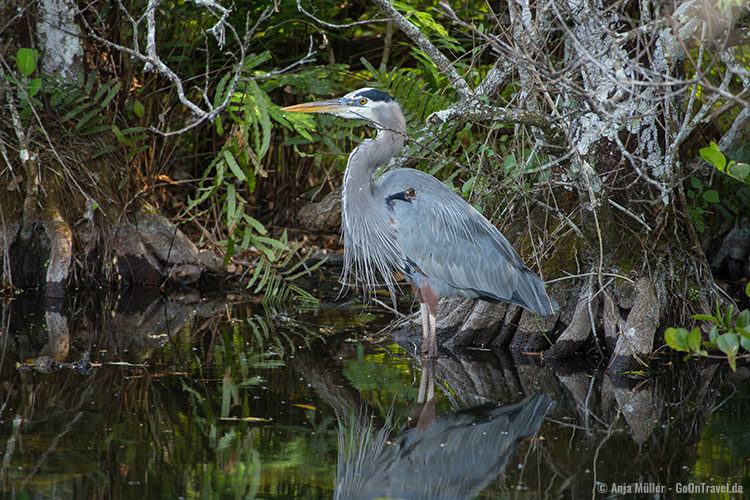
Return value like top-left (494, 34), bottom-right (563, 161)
top-left (283, 88), bottom-right (557, 354)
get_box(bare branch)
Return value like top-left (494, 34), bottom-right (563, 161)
top-left (295, 0), bottom-right (390, 28)
top-left (79, 1), bottom-right (312, 136)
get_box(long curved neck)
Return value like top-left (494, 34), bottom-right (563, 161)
top-left (343, 114), bottom-right (406, 204)
top-left (340, 108), bottom-right (406, 295)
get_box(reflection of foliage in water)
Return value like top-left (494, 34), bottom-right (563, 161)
top-left (693, 378), bottom-right (750, 487)
top-left (342, 343), bottom-right (418, 419)
top-left (145, 302), bottom-right (334, 497)
top-left (0, 299), bottom-right (339, 497)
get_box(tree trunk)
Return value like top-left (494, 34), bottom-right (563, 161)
top-left (0, 1), bottom-right (222, 295)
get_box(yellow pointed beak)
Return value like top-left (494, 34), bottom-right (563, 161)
top-left (281, 98), bottom-right (346, 114)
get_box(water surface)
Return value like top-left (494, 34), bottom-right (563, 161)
top-left (0, 289), bottom-right (747, 498)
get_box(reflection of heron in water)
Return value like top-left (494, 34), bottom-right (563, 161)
top-left (334, 360), bottom-right (555, 499)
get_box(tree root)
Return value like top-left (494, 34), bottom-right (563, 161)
top-left (418, 273), bottom-right (663, 371)
top-left (607, 277), bottom-right (659, 373)
top-left (42, 205), bottom-right (72, 298)
top-left (545, 276), bottom-right (599, 359)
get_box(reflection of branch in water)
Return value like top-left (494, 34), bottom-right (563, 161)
top-left (335, 359), bottom-right (555, 500)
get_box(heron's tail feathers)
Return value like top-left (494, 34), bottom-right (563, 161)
top-left (509, 267), bottom-right (558, 317)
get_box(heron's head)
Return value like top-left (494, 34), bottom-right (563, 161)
top-left (282, 88), bottom-right (403, 130)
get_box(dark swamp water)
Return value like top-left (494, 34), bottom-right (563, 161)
top-left (0, 283), bottom-right (748, 499)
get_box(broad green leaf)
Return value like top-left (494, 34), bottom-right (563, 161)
top-left (702, 190), bottom-right (719, 203)
top-left (699, 141), bottom-right (726, 171)
top-left (16, 48), bottom-right (37, 77)
top-left (665, 328), bottom-right (687, 351)
top-left (716, 333), bottom-right (739, 356)
top-left (27, 78), bottom-right (42, 97)
top-left (729, 162), bottom-right (749, 180)
top-left (133, 99), bottom-right (145, 118)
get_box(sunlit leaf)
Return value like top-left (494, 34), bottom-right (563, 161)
top-left (699, 141), bottom-right (726, 171)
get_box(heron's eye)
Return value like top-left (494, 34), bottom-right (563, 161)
top-left (359, 98), bottom-right (368, 105)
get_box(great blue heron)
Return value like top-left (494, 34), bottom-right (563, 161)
top-left (283, 88), bottom-right (557, 356)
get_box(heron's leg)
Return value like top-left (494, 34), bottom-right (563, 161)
top-left (425, 357), bottom-right (435, 401)
top-left (428, 312), bottom-right (437, 358)
top-left (417, 356), bottom-right (428, 404)
top-left (420, 303), bottom-right (430, 356)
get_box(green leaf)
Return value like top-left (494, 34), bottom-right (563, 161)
top-left (217, 430), bottom-right (236, 451)
top-left (729, 162), bottom-right (749, 180)
top-left (76, 107), bottom-right (105, 131)
top-left (665, 328), bottom-right (688, 352)
top-left (716, 333), bottom-right (739, 356)
top-left (27, 78), bottom-right (42, 97)
top-left (737, 309), bottom-right (750, 330)
top-left (133, 99), bottom-right (145, 118)
top-left (100, 81), bottom-right (122, 108)
top-left (62, 102), bottom-right (96, 122)
top-left (249, 81), bottom-right (272, 160)
top-left (461, 176), bottom-right (475, 196)
top-left (16, 48), bottom-right (37, 77)
top-left (709, 325), bottom-right (718, 343)
top-left (242, 51), bottom-right (271, 71)
top-left (223, 150), bottom-right (246, 181)
top-left (699, 141), bottom-right (726, 171)
top-left (724, 304), bottom-right (734, 328)
top-left (214, 71), bottom-right (233, 109)
top-left (692, 313), bottom-right (720, 325)
top-left (746, 282), bottom-right (750, 298)
top-left (242, 214), bottom-right (267, 235)
top-left (84, 70), bottom-right (97, 94)
top-left (702, 189), bottom-right (719, 203)
top-left (690, 176), bottom-right (703, 189)
top-left (687, 327), bottom-right (702, 352)
top-left (740, 335), bottom-right (750, 352)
